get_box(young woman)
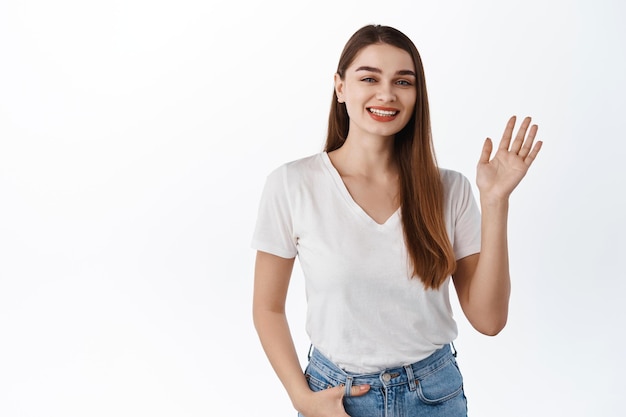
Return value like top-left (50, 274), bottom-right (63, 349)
top-left (251, 24), bottom-right (542, 417)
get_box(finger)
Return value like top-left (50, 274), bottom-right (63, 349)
top-left (518, 124), bottom-right (538, 158)
top-left (524, 140), bottom-right (543, 167)
top-left (479, 138), bottom-right (493, 165)
top-left (510, 116), bottom-right (532, 154)
top-left (498, 115), bottom-right (517, 151)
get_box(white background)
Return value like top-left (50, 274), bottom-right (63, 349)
top-left (1, 0), bottom-right (624, 416)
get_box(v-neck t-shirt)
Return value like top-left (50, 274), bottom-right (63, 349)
top-left (252, 152), bottom-right (481, 373)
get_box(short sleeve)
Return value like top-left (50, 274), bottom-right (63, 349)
top-left (251, 165), bottom-right (298, 259)
top-left (452, 174), bottom-right (481, 260)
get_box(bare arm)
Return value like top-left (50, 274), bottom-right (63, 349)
top-left (252, 251), bottom-right (368, 416)
top-left (453, 200), bottom-right (511, 336)
top-left (453, 116), bottom-right (542, 336)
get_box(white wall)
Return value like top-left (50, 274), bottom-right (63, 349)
top-left (0, 0), bottom-right (623, 416)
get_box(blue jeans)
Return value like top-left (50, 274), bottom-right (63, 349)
top-left (298, 344), bottom-right (467, 417)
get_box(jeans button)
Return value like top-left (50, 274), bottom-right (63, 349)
top-left (382, 373), bottom-right (391, 382)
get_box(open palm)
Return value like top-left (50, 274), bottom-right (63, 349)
top-left (476, 116), bottom-right (542, 200)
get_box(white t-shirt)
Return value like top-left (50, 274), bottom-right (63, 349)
top-left (252, 152), bottom-right (481, 373)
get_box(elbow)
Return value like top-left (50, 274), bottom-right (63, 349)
top-left (252, 303), bottom-right (285, 333)
top-left (471, 316), bottom-right (508, 336)
top-left (252, 307), bottom-right (261, 331)
top-left (477, 325), bottom-right (505, 337)
top-left (252, 302), bottom-right (266, 332)
top-left (252, 304), bottom-right (269, 331)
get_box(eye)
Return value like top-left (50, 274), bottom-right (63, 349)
top-left (361, 77), bottom-right (377, 83)
top-left (396, 79), bottom-right (413, 86)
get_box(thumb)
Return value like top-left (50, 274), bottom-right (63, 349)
top-left (479, 137), bottom-right (493, 165)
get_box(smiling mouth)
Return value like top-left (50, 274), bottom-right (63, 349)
top-left (368, 108), bottom-right (398, 117)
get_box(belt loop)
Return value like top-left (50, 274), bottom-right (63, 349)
top-left (307, 344), bottom-right (313, 361)
top-left (404, 364), bottom-right (417, 391)
top-left (344, 376), bottom-right (354, 397)
top-left (450, 341), bottom-right (458, 358)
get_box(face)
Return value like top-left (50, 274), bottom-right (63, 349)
top-left (335, 43), bottom-right (417, 141)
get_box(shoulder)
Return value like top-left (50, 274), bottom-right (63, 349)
top-left (438, 167), bottom-right (476, 209)
top-left (283, 152), bottom-right (325, 174)
top-left (260, 153), bottom-right (327, 198)
top-left (265, 153), bottom-right (326, 184)
top-left (439, 167), bottom-right (472, 190)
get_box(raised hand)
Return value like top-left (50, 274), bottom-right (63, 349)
top-left (476, 115), bottom-right (542, 200)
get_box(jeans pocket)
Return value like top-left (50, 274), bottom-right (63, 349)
top-left (415, 358), bottom-right (464, 405)
top-left (304, 363), bottom-right (341, 392)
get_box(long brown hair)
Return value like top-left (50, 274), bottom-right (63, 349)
top-left (325, 25), bottom-right (456, 289)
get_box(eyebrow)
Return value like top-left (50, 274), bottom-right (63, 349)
top-left (354, 66), bottom-right (416, 77)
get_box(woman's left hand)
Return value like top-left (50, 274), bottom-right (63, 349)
top-left (476, 115), bottom-right (542, 200)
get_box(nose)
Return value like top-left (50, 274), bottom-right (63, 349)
top-left (376, 82), bottom-right (396, 102)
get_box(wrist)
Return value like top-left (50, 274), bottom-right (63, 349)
top-left (290, 385), bottom-right (315, 413)
top-left (479, 193), bottom-right (510, 209)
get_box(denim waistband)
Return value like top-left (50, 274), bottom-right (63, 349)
top-left (307, 344), bottom-right (456, 392)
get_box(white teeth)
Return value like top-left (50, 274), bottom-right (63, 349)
top-left (369, 108), bottom-right (397, 116)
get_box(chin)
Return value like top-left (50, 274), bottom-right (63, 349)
top-left (370, 127), bottom-right (404, 138)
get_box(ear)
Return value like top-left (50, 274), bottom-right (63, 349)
top-left (334, 73), bottom-right (345, 103)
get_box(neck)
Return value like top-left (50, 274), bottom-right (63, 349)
top-left (329, 133), bottom-right (397, 178)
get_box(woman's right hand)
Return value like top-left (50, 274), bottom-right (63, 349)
top-left (296, 384), bottom-right (370, 417)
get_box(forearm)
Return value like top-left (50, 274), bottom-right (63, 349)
top-left (253, 308), bottom-right (311, 411)
top-left (468, 196), bottom-right (512, 334)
